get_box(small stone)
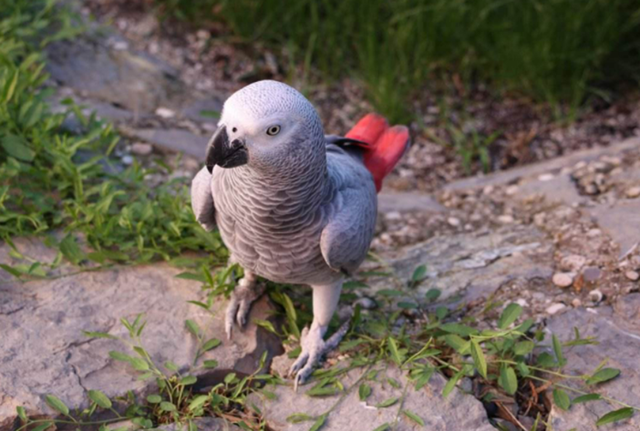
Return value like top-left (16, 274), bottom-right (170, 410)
top-left (384, 211), bottom-right (402, 221)
top-left (447, 217), bottom-right (461, 227)
top-left (482, 185), bottom-right (494, 195)
top-left (497, 214), bottom-right (514, 224)
top-left (505, 185), bottom-right (519, 195)
top-left (589, 289), bottom-right (603, 304)
top-left (538, 173), bottom-right (554, 181)
top-left (131, 142), bottom-right (153, 156)
top-left (155, 107), bottom-right (175, 118)
top-left (561, 255), bottom-right (586, 272)
top-left (354, 297), bottom-right (377, 310)
top-left (571, 298), bottom-right (582, 308)
top-left (121, 155), bottom-right (134, 165)
top-left (515, 298), bottom-right (528, 308)
top-left (546, 303), bottom-right (567, 315)
top-left (626, 186), bottom-right (640, 199)
top-left (552, 272), bottom-right (574, 288)
top-left (587, 228), bottom-right (601, 237)
top-left (625, 270), bottom-right (639, 281)
top-left (582, 266), bottom-right (601, 283)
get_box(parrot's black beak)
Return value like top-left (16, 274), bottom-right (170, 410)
top-left (205, 125), bottom-right (248, 173)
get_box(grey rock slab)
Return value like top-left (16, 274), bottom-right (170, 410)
top-left (153, 417), bottom-right (240, 430)
top-left (546, 294), bottom-right (640, 431)
top-left (378, 191), bottom-right (446, 213)
top-left (250, 365), bottom-right (494, 431)
top-left (120, 127), bottom-right (209, 159)
top-left (589, 200), bottom-right (640, 259)
top-left (368, 224), bottom-right (553, 302)
top-left (445, 137), bottom-right (640, 192)
top-left (0, 248), bottom-right (282, 430)
top-left (46, 33), bottom-right (186, 115)
top-left (518, 173), bottom-right (585, 206)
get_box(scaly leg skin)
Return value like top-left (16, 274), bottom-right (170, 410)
top-left (289, 280), bottom-right (349, 391)
top-left (225, 271), bottom-right (265, 340)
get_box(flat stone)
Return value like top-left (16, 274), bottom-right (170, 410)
top-left (366, 225), bottom-right (552, 302)
top-left (589, 199), bottom-right (640, 259)
top-left (547, 295), bottom-right (640, 431)
top-left (582, 266), bottom-right (601, 283)
top-left (626, 186), bottom-right (640, 199)
top-left (560, 255), bottom-right (586, 272)
top-left (552, 273), bottom-right (574, 288)
top-left (250, 365), bottom-right (494, 431)
top-left (121, 127), bottom-right (209, 159)
top-left (625, 270), bottom-right (639, 281)
top-left (0, 242), bottom-right (282, 430)
top-left (131, 142), bottom-right (153, 156)
top-left (545, 303), bottom-right (567, 315)
top-left (153, 417), bottom-right (239, 430)
top-left (377, 191), bottom-right (446, 213)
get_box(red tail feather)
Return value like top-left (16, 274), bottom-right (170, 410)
top-left (345, 113), bottom-right (410, 192)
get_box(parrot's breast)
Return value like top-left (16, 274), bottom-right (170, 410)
top-left (211, 167), bottom-right (341, 285)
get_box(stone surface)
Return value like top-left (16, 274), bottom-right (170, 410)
top-left (547, 295), bottom-right (640, 431)
top-left (377, 191), bottom-right (446, 213)
top-left (250, 365), bottom-right (495, 431)
top-left (0, 243), bottom-right (282, 431)
top-left (552, 273), bottom-right (574, 288)
top-left (590, 200), bottom-right (640, 258)
top-left (120, 127), bottom-right (209, 159)
top-left (368, 224), bottom-right (552, 302)
top-left (153, 417), bottom-right (239, 430)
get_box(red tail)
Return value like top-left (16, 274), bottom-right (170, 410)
top-left (345, 113), bottom-right (410, 192)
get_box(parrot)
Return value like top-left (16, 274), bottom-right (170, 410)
top-left (190, 80), bottom-right (409, 387)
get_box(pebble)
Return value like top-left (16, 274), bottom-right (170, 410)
top-left (552, 272), bottom-right (574, 288)
top-left (384, 211), bottom-right (402, 221)
top-left (587, 228), bottom-right (601, 237)
top-left (538, 173), bottom-right (554, 181)
top-left (626, 186), bottom-right (640, 199)
top-left (121, 155), bottom-right (134, 165)
top-left (561, 255), bottom-right (586, 272)
top-left (589, 289), bottom-right (603, 304)
top-left (155, 107), bottom-right (175, 118)
top-left (515, 298), bottom-right (529, 308)
top-left (497, 214), bottom-right (514, 224)
top-left (546, 303), bottom-right (567, 315)
top-left (571, 298), bottom-right (582, 308)
top-left (131, 142), bottom-right (153, 156)
top-left (505, 185), bottom-right (519, 195)
top-left (447, 217), bottom-right (461, 227)
top-left (625, 270), bottom-right (639, 281)
top-left (582, 266), bottom-right (601, 283)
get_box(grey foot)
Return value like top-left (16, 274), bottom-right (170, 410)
top-left (225, 277), bottom-right (265, 340)
top-left (289, 320), bottom-right (349, 391)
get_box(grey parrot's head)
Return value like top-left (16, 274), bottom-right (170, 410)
top-left (206, 80), bottom-right (325, 174)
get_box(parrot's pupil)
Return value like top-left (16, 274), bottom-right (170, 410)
top-left (232, 127), bottom-right (237, 133)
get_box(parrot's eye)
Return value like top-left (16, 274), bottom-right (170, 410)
top-left (266, 125), bottom-right (281, 136)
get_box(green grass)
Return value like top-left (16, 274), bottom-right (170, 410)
top-left (154, 0), bottom-right (640, 123)
top-left (0, 0), bottom-right (226, 277)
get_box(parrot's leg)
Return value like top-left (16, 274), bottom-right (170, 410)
top-left (225, 271), bottom-right (265, 340)
top-left (289, 280), bottom-right (349, 390)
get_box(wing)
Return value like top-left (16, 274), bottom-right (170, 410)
top-left (320, 148), bottom-right (377, 274)
top-left (190, 167), bottom-right (216, 232)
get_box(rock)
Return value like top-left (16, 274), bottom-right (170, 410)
top-left (377, 191), bottom-right (446, 213)
top-left (552, 273), bottom-right (574, 288)
top-left (366, 225), bottom-right (552, 303)
top-left (590, 199), bottom-right (640, 259)
top-left (582, 266), bottom-right (601, 283)
top-left (497, 214), bottom-right (514, 224)
top-left (153, 417), bottom-right (239, 430)
top-left (547, 295), bottom-right (640, 430)
top-left (120, 127), bottom-right (208, 158)
top-left (447, 217), bottom-right (461, 227)
top-left (625, 270), bottom-right (639, 281)
top-left (155, 107), bottom-right (175, 118)
top-left (588, 289), bottom-right (603, 304)
top-left (560, 255), bottom-right (586, 272)
top-left (121, 155), bottom-right (134, 165)
top-left (0, 242), bottom-right (282, 430)
top-left (249, 366), bottom-right (495, 431)
top-left (545, 303), bottom-right (567, 315)
top-left (131, 142), bottom-right (153, 156)
top-left (626, 186), bottom-right (640, 199)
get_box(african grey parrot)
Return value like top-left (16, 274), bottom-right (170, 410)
top-left (190, 80), bottom-right (409, 387)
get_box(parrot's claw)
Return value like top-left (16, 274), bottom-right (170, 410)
top-left (224, 277), bottom-right (265, 340)
top-left (289, 321), bottom-right (350, 391)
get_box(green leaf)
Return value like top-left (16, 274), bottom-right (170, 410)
top-left (31, 422), bottom-right (53, 431)
top-left (586, 368), bottom-right (620, 385)
top-left (498, 303), bottom-right (522, 329)
top-left (188, 395), bottom-right (208, 411)
top-left (552, 334), bottom-right (566, 366)
top-left (553, 388), bottom-right (571, 411)
top-left (411, 264), bottom-right (427, 284)
top-left (309, 413), bottom-right (327, 431)
top-left (573, 393), bottom-right (601, 404)
top-left (45, 395), bottom-right (69, 415)
top-left (596, 407), bottom-right (634, 426)
top-left (425, 288), bottom-right (441, 302)
top-left (513, 341), bottom-right (535, 356)
top-left (165, 361), bottom-right (179, 371)
top-left (3, 69), bottom-right (19, 103)
top-left (470, 339), bottom-right (487, 379)
top-left (0, 263), bottom-right (23, 278)
top-left (286, 413), bottom-right (314, 423)
top-left (444, 334), bottom-right (470, 354)
top-left (375, 397), bottom-right (398, 408)
top-left (88, 390), bottom-right (112, 409)
top-left (82, 331), bottom-right (117, 340)
top-left (499, 366), bottom-right (518, 395)
top-left (186, 319), bottom-right (201, 337)
top-left (147, 394), bottom-right (162, 403)
top-left (403, 410), bottom-right (425, 426)
top-left (440, 323), bottom-right (478, 337)
top-left (16, 406), bottom-right (27, 422)
top-left (109, 350), bottom-right (133, 362)
top-left (442, 372), bottom-right (462, 398)
top-left (180, 375), bottom-right (197, 385)
top-left (388, 337), bottom-right (403, 366)
top-left (202, 338), bottom-right (221, 351)
top-left (160, 401), bottom-right (177, 412)
top-left (130, 357), bottom-right (149, 371)
top-left (203, 360), bottom-right (219, 369)
top-left (414, 367), bottom-right (435, 390)
top-left (188, 420), bottom-right (198, 431)
top-left (59, 234), bottom-right (85, 265)
top-left (372, 424), bottom-right (390, 431)
top-left (306, 386), bottom-right (340, 397)
top-left (359, 383), bottom-right (372, 401)
top-left (175, 272), bottom-right (207, 282)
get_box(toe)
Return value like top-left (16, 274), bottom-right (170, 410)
top-left (289, 351), bottom-right (309, 376)
top-left (225, 297), bottom-right (240, 340)
top-left (236, 300), bottom-right (251, 327)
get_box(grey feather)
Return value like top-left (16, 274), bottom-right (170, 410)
top-left (191, 167), bottom-right (216, 232)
